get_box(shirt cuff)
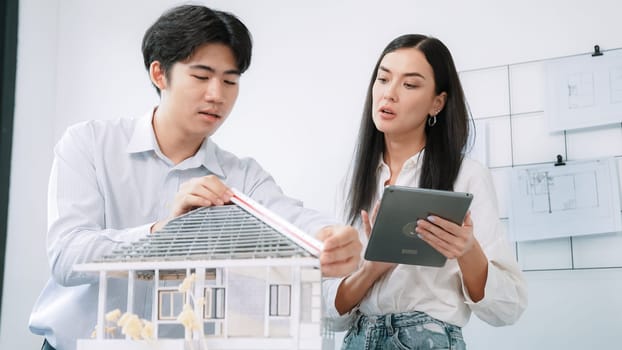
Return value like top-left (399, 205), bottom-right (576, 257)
top-left (322, 277), bottom-right (359, 332)
top-left (460, 260), bottom-right (499, 306)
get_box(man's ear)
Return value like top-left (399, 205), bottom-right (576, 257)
top-left (149, 61), bottom-right (167, 91)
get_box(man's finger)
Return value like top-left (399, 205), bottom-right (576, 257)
top-left (320, 257), bottom-right (358, 277)
top-left (320, 244), bottom-right (357, 265)
top-left (201, 175), bottom-right (232, 202)
top-left (316, 226), bottom-right (333, 241)
top-left (322, 227), bottom-right (357, 251)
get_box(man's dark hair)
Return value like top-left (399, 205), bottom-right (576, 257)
top-left (142, 5), bottom-right (253, 95)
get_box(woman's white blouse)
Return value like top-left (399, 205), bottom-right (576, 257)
top-left (324, 153), bottom-right (528, 330)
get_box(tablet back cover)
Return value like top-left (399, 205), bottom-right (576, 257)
top-left (364, 186), bottom-right (473, 267)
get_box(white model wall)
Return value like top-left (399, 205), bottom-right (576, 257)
top-left (2, 0), bottom-right (622, 349)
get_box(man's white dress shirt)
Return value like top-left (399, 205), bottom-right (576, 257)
top-left (29, 110), bottom-right (336, 350)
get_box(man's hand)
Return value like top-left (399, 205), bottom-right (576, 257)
top-left (171, 175), bottom-right (233, 217)
top-left (316, 225), bottom-right (362, 277)
top-left (151, 175), bottom-right (232, 233)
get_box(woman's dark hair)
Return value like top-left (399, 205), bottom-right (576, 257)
top-left (142, 5), bottom-right (253, 95)
top-left (346, 34), bottom-right (469, 224)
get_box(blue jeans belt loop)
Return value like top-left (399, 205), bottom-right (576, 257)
top-left (384, 313), bottom-right (395, 336)
top-left (352, 312), bottom-right (362, 334)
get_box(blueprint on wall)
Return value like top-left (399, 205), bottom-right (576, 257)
top-left (509, 158), bottom-right (622, 241)
top-left (546, 49), bottom-right (622, 131)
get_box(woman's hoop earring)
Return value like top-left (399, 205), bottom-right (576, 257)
top-left (427, 114), bottom-right (437, 127)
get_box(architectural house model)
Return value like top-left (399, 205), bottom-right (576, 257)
top-left (73, 189), bottom-right (333, 350)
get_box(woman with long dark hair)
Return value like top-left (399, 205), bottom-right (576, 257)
top-left (324, 34), bottom-right (527, 349)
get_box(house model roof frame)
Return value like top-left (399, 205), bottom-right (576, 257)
top-left (74, 188), bottom-right (325, 273)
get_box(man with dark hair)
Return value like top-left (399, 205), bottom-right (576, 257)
top-left (29, 5), bottom-right (361, 350)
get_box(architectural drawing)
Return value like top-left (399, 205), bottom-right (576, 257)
top-left (546, 48), bottom-right (622, 131)
top-left (73, 190), bottom-right (332, 350)
top-left (509, 158), bottom-right (621, 241)
top-left (567, 72), bottom-right (595, 109)
top-left (524, 169), bottom-right (598, 214)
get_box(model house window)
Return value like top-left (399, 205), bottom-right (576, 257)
top-left (158, 290), bottom-right (185, 320)
top-left (269, 284), bottom-right (291, 316)
top-left (204, 287), bottom-right (225, 319)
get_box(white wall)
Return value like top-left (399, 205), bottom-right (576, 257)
top-left (458, 56), bottom-right (622, 348)
top-left (0, 0), bottom-right (59, 349)
top-left (3, 0), bottom-right (622, 349)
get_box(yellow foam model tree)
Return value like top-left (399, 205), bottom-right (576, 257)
top-left (177, 273), bottom-right (209, 350)
top-left (91, 272), bottom-right (206, 349)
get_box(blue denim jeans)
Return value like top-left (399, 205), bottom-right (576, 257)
top-left (341, 311), bottom-right (466, 350)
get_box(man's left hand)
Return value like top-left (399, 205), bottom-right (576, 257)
top-left (316, 226), bottom-right (362, 277)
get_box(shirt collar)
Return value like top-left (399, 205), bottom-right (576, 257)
top-left (404, 148), bottom-right (425, 170)
top-left (378, 148), bottom-right (425, 171)
top-left (126, 108), bottom-right (158, 154)
top-left (194, 138), bottom-right (225, 178)
top-left (125, 108), bottom-right (225, 178)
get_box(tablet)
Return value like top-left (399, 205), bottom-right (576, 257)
top-left (364, 186), bottom-right (473, 267)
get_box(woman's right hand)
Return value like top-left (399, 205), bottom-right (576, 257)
top-left (361, 204), bottom-right (397, 277)
top-left (334, 203), bottom-right (397, 315)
